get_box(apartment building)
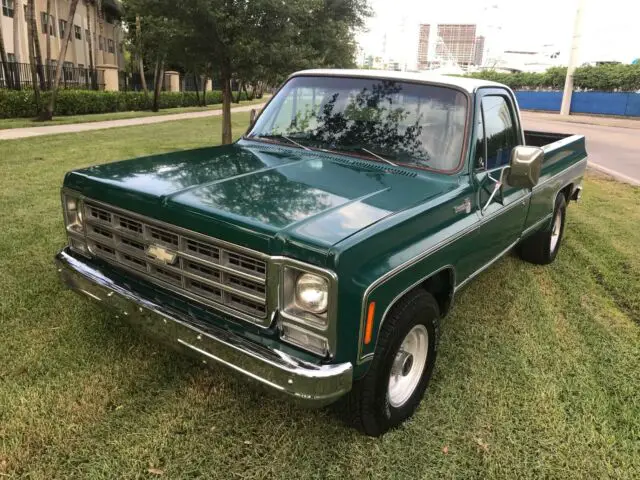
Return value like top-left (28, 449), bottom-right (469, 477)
top-left (417, 23), bottom-right (486, 70)
top-left (417, 24), bottom-right (430, 71)
top-left (1, 0), bottom-right (124, 71)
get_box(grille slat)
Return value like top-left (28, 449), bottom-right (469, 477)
top-left (83, 201), bottom-right (268, 320)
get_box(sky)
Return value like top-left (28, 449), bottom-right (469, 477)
top-left (356, 0), bottom-right (640, 68)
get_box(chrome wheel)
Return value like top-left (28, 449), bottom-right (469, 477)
top-left (388, 324), bottom-right (429, 408)
top-left (550, 211), bottom-right (562, 252)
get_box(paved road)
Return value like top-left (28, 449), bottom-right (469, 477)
top-left (521, 112), bottom-right (640, 186)
top-left (0, 103), bottom-right (265, 141)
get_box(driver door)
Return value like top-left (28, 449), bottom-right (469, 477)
top-left (470, 89), bottom-right (529, 269)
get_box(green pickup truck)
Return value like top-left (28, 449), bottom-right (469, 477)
top-left (56, 69), bottom-right (587, 436)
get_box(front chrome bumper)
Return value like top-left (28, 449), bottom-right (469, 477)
top-left (55, 248), bottom-right (352, 407)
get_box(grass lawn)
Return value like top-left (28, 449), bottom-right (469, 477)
top-left (1, 115), bottom-right (639, 478)
top-left (0, 97), bottom-right (267, 130)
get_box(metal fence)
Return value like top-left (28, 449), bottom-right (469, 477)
top-left (118, 72), bottom-right (166, 92)
top-left (0, 62), bottom-right (104, 90)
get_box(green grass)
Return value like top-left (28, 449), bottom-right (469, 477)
top-left (1, 117), bottom-right (639, 478)
top-left (0, 97), bottom-right (267, 130)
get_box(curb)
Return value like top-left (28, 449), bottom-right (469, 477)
top-left (521, 111), bottom-right (640, 130)
top-left (588, 162), bottom-right (640, 186)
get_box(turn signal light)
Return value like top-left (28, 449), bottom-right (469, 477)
top-left (364, 302), bottom-right (375, 345)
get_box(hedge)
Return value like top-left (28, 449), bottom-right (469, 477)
top-left (464, 64), bottom-right (640, 92)
top-left (0, 90), bottom-right (249, 119)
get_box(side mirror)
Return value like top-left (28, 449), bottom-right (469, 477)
top-left (507, 145), bottom-right (544, 189)
top-left (249, 108), bottom-right (257, 128)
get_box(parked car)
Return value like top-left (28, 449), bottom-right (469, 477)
top-left (56, 69), bottom-right (587, 436)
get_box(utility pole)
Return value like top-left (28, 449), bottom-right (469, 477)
top-left (560, 0), bottom-right (586, 115)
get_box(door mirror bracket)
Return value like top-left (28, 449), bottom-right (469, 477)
top-left (481, 168), bottom-right (506, 214)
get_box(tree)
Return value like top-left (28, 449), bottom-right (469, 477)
top-left (122, 3), bottom-right (181, 104)
top-left (46, 0), bottom-right (52, 87)
top-left (135, 15), bottom-right (148, 95)
top-left (41, 0), bottom-right (81, 120)
top-left (29, 1), bottom-right (46, 90)
top-left (26, 0), bottom-right (41, 111)
top-left (85, 0), bottom-right (96, 89)
top-left (123, 0), bottom-right (370, 143)
top-left (0, 8), bottom-right (13, 89)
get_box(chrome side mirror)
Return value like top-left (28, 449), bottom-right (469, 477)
top-left (507, 145), bottom-right (544, 189)
top-left (249, 108), bottom-right (257, 128)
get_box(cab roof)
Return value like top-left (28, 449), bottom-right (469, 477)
top-left (289, 69), bottom-right (506, 94)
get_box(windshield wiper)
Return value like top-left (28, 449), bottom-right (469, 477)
top-left (360, 147), bottom-right (398, 167)
top-left (249, 134), bottom-right (310, 151)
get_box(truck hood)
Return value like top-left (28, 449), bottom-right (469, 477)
top-left (65, 141), bottom-right (457, 259)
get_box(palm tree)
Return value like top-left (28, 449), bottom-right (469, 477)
top-left (26, 0), bottom-right (41, 110)
top-left (0, 9), bottom-right (13, 89)
top-left (42, 0), bottom-right (80, 120)
top-left (136, 14), bottom-right (148, 95)
top-left (85, 0), bottom-right (96, 89)
top-left (46, 0), bottom-right (52, 87)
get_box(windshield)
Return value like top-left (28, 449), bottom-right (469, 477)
top-left (248, 75), bottom-right (468, 172)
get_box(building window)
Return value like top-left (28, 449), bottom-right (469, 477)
top-left (41, 12), bottom-right (56, 36)
top-left (63, 61), bottom-right (74, 81)
top-left (98, 36), bottom-right (104, 51)
top-left (107, 39), bottom-right (114, 54)
top-left (78, 64), bottom-right (84, 69)
top-left (2, 0), bottom-right (14, 18)
top-left (74, 25), bottom-right (82, 40)
top-left (59, 19), bottom-right (67, 39)
top-left (7, 53), bottom-right (16, 63)
top-left (85, 29), bottom-right (90, 42)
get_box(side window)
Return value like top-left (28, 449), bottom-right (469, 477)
top-left (481, 95), bottom-right (517, 169)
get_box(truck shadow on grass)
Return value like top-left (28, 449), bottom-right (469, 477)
top-left (61, 252), bottom-right (526, 442)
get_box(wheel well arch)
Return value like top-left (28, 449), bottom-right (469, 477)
top-left (560, 183), bottom-right (574, 202)
top-left (419, 267), bottom-right (456, 317)
top-left (381, 266), bottom-right (456, 324)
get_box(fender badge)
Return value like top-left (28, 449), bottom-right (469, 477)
top-left (454, 198), bottom-right (472, 214)
top-left (146, 244), bottom-right (178, 265)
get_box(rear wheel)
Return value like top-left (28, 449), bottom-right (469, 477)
top-left (339, 289), bottom-right (439, 436)
top-left (519, 193), bottom-right (567, 265)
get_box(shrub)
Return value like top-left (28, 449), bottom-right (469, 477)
top-left (0, 89), bottom-right (249, 119)
top-left (465, 64), bottom-right (640, 91)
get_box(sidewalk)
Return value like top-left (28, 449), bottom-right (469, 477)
top-left (521, 111), bottom-right (640, 130)
top-left (0, 103), bottom-right (265, 141)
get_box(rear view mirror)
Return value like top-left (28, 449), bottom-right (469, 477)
top-left (507, 146), bottom-right (544, 189)
top-left (249, 108), bottom-right (257, 127)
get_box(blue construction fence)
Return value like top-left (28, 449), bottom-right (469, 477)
top-left (514, 91), bottom-right (640, 117)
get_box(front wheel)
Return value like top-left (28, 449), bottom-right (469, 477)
top-left (519, 193), bottom-right (567, 265)
top-left (339, 289), bottom-right (439, 436)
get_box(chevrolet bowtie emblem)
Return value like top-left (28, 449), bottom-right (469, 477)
top-left (146, 244), bottom-right (178, 265)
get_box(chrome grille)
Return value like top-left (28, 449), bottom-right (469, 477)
top-left (83, 201), bottom-right (268, 320)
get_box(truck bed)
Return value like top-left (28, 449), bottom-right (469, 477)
top-left (524, 130), bottom-right (574, 148)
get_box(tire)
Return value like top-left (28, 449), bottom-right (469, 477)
top-left (519, 193), bottom-right (567, 265)
top-left (339, 289), bottom-right (439, 437)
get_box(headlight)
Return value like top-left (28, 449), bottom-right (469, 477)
top-left (62, 192), bottom-right (88, 255)
top-left (63, 194), bottom-right (84, 233)
top-left (294, 273), bottom-right (328, 314)
top-left (280, 264), bottom-right (335, 356)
